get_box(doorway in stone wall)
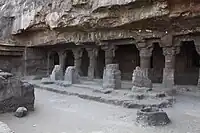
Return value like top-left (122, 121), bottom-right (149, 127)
top-left (96, 49), bottom-right (105, 79)
top-left (81, 49), bottom-right (89, 77)
top-left (49, 51), bottom-right (59, 72)
top-left (150, 43), bottom-right (165, 83)
top-left (175, 41), bottom-right (200, 85)
top-left (114, 44), bottom-right (140, 81)
top-left (64, 50), bottom-right (74, 71)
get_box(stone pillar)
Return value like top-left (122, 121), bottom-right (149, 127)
top-left (86, 47), bottom-right (98, 80)
top-left (195, 45), bottom-right (200, 87)
top-left (47, 52), bottom-right (50, 76)
top-left (101, 45), bottom-right (116, 65)
top-left (103, 64), bottom-right (121, 90)
top-left (162, 47), bottom-right (180, 88)
top-left (58, 51), bottom-right (66, 80)
top-left (136, 41), bottom-right (153, 77)
top-left (72, 48), bottom-right (83, 75)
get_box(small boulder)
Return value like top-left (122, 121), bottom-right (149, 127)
top-left (14, 107), bottom-right (28, 118)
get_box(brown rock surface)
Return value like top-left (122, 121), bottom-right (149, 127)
top-left (0, 0), bottom-right (199, 45)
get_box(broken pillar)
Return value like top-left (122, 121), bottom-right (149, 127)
top-left (64, 66), bottom-right (80, 84)
top-left (50, 65), bottom-right (62, 81)
top-left (103, 64), bottom-right (121, 90)
top-left (132, 66), bottom-right (152, 91)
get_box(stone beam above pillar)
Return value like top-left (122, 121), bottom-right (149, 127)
top-left (101, 45), bottom-right (117, 65)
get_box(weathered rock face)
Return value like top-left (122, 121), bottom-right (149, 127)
top-left (64, 66), bottom-right (80, 84)
top-left (0, 70), bottom-right (35, 113)
top-left (0, 0), bottom-right (199, 45)
top-left (103, 64), bottom-right (121, 90)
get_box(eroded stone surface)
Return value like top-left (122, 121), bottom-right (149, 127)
top-left (136, 106), bottom-right (171, 126)
top-left (64, 66), bottom-right (80, 84)
top-left (14, 107), bottom-right (28, 118)
top-left (103, 64), bottom-right (121, 90)
top-left (50, 65), bottom-right (62, 81)
top-left (132, 66), bottom-right (152, 91)
top-left (0, 71), bottom-right (35, 113)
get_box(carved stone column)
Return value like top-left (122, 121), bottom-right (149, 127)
top-left (72, 48), bottom-right (83, 75)
top-left (136, 41), bottom-right (153, 77)
top-left (162, 47), bottom-right (180, 88)
top-left (58, 50), bottom-right (66, 80)
top-left (101, 45), bottom-right (116, 65)
top-left (195, 45), bottom-right (200, 87)
top-left (86, 47), bottom-right (98, 80)
top-left (47, 52), bottom-right (50, 76)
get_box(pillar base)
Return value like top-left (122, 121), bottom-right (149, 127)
top-left (162, 68), bottom-right (174, 88)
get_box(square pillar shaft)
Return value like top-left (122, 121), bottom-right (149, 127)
top-left (162, 47), bottom-right (179, 88)
top-left (86, 48), bottom-right (98, 80)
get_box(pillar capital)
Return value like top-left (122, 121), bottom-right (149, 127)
top-left (72, 48), bottom-right (83, 59)
top-left (136, 40), bottom-right (153, 57)
top-left (160, 34), bottom-right (173, 47)
top-left (162, 46), bottom-right (180, 56)
top-left (58, 50), bottom-right (66, 57)
top-left (101, 45), bottom-right (117, 65)
top-left (101, 45), bottom-right (117, 51)
top-left (86, 47), bottom-right (98, 57)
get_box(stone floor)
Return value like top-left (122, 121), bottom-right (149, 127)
top-left (1, 89), bottom-right (200, 133)
top-left (27, 78), bottom-right (177, 109)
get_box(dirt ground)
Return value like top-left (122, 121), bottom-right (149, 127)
top-left (1, 89), bottom-right (200, 133)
